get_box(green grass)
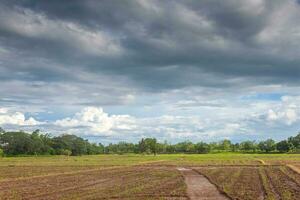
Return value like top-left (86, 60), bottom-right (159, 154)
top-left (0, 154), bottom-right (163, 167)
top-left (1, 153), bottom-right (300, 167)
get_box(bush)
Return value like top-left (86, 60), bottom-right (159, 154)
top-left (62, 149), bottom-right (72, 156)
top-left (0, 148), bottom-right (4, 157)
top-left (56, 149), bottom-right (72, 156)
top-left (276, 140), bottom-right (292, 153)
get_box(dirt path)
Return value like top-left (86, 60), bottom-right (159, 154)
top-left (178, 168), bottom-right (230, 200)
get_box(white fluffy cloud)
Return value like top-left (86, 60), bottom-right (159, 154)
top-left (265, 96), bottom-right (299, 125)
top-left (54, 107), bottom-right (136, 136)
top-left (0, 108), bottom-right (41, 126)
top-left (49, 107), bottom-right (252, 141)
top-left (1, 94), bottom-right (300, 143)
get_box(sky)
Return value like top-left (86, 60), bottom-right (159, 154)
top-left (1, 0), bottom-right (300, 144)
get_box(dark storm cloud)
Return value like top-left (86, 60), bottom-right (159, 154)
top-left (1, 0), bottom-right (300, 95)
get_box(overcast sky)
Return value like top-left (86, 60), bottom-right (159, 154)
top-left (1, 0), bottom-right (300, 143)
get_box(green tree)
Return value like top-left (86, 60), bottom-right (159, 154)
top-left (209, 142), bottom-right (219, 152)
top-left (175, 141), bottom-right (195, 153)
top-left (0, 127), bottom-right (5, 134)
top-left (116, 142), bottom-right (129, 154)
top-left (60, 149), bottom-right (72, 156)
top-left (166, 144), bottom-right (175, 153)
top-left (276, 140), bottom-right (292, 153)
top-left (87, 143), bottom-right (105, 154)
top-left (157, 141), bottom-right (168, 154)
top-left (240, 141), bottom-right (257, 152)
top-left (144, 138), bottom-right (158, 155)
top-left (30, 130), bottom-right (44, 155)
top-left (0, 131), bottom-right (33, 155)
top-left (39, 133), bottom-right (54, 154)
top-left (231, 143), bottom-right (240, 152)
top-left (52, 134), bottom-right (87, 156)
top-left (258, 139), bottom-right (276, 153)
top-left (98, 143), bottom-right (105, 154)
top-left (72, 137), bottom-right (87, 155)
top-left (138, 138), bottom-right (146, 154)
top-left (195, 142), bottom-right (210, 153)
top-left (219, 139), bottom-right (232, 151)
top-left (0, 130), bottom-right (104, 156)
top-left (288, 133), bottom-right (300, 149)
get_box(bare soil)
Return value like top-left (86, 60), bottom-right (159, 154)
top-left (265, 166), bottom-right (300, 200)
top-left (1, 163), bottom-right (300, 200)
top-left (178, 168), bottom-right (230, 200)
top-left (0, 166), bottom-right (187, 200)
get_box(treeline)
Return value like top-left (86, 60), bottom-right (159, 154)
top-left (0, 127), bottom-right (300, 156)
top-left (0, 128), bottom-right (104, 156)
top-left (106, 136), bottom-right (300, 154)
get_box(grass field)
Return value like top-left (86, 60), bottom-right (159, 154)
top-left (0, 154), bottom-right (300, 199)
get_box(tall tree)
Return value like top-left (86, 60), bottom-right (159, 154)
top-left (288, 133), bottom-right (300, 149)
top-left (258, 139), bottom-right (276, 153)
top-left (138, 138), bottom-right (146, 154)
top-left (195, 142), bottom-right (210, 153)
top-left (144, 138), bottom-right (158, 155)
top-left (0, 127), bottom-right (5, 134)
top-left (276, 140), bottom-right (293, 153)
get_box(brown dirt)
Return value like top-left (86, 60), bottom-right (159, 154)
top-left (178, 168), bottom-right (230, 200)
top-left (265, 166), bottom-right (300, 200)
top-left (196, 167), bottom-right (267, 200)
top-left (0, 166), bottom-right (187, 200)
top-left (2, 164), bottom-right (300, 199)
top-left (259, 167), bottom-right (280, 200)
top-left (287, 164), bottom-right (300, 175)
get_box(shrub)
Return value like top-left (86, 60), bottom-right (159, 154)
top-left (62, 149), bottom-right (72, 156)
top-left (56, 149), bottom-right (72, 156)
top-left (0, 148), bottom-right (4, 157)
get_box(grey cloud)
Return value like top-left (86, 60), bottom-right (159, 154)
top-left (1, 0), bottom-right (300, 106)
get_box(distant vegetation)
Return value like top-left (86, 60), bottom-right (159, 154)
top-left (0, 127), bottom-right (299, 156)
